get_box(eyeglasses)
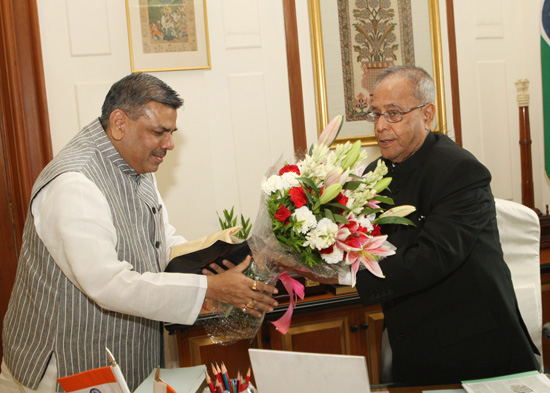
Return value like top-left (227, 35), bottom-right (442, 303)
top-left (365, 103), bottom-right (428, 123)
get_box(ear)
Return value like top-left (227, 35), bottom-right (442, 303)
top-left (422, 103), bottom-right (436, 130)
top-left (109, 109), bottom-right (128, 141)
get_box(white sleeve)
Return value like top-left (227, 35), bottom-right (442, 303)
top-left (32, 172), bottom-right (207, 325)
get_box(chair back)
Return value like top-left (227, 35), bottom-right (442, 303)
top-left (495, 198), bottom-right (542, 368)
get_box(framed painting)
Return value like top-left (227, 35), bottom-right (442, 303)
top-left (309, 0), bottom-right (447, 146)
top-left (125, 0), bottom-right (211, 72)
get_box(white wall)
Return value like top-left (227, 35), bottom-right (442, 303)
top-left (453, 0), bottom-right (550, 210)
top-left (37, 0), bottom-right (550, 241)
top-left (37, 0), bottom-right (295, 239)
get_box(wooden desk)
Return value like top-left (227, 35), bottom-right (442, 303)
top-left (372, 384), bottom-right (462, 392)
top-left (170, 290), bottom-right (385, 385)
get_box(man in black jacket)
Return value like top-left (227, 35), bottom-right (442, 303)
top-left (289, 65), bottom-right (539, 384)
top-left (355, 65), bottom-right (539, 384)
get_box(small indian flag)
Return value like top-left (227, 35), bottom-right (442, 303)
top-left (542, 0), bottom-right (550, 178)
top-left (57, 366), bottom-right (123, 393)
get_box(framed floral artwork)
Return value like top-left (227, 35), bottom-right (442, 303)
top-left (125, 0), bottom-right (211, 72)
top-left (309, 0), bottom-right (447, 146)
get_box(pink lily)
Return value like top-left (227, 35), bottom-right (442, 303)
top-left (334, 215), bottom-right (395, 286)
top-left (324, 167), bottom-right (349, 188)
top-left (366, 199), bottom-right (381, 209)
top-left (318, 115), bottom-right (343, 147)
top-left (335, 219), bottom-right (368, 252)
top-left (346, 235), bottom-right (395, 283)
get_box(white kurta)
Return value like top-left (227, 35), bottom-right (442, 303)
top-left (32, 171), bottom-right (208, 324)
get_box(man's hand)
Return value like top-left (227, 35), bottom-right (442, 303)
top-left (201, 259), bottom-right (235, 275)
top-left (205, 256), bottom-right (278, 318)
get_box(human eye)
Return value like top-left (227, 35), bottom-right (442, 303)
top-left (366, 110), bottom-right (382, 122)
top-left (386, 110), bottom-right (401, 121)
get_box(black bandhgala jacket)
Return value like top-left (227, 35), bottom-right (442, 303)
top-left (356, 132), bottom-right (539, 384)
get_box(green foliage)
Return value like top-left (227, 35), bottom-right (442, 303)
top-left (217, 206), bottom-right (252, 239)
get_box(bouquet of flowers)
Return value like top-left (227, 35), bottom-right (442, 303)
top-left (205, 115), bottom-right (414, 342)
top-left (249, 115), bottom-right (415, 287)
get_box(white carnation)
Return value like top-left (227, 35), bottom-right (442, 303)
top-left (292, 206), bottom-right (317, 234)
top-left (261, 175), bottom-right (283, 194)
top-left (281, 171), bottom-right (301, 189)
top-left (320, 246), bottom-right (344, 265)
top-left (304, 218), bottom-right (338, 250)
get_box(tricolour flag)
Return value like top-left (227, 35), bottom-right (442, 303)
top-left (542, 0), bottom-right (550, 178)
top-left (57, 366), bottom-right (123, 393)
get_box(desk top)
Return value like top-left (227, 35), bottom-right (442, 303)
top-left (372, 384), bottom-right (462, 392)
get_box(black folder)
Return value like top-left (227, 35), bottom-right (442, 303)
top-left (165, 240), bottom-right (251, 274)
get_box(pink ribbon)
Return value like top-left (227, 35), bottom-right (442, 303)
top-left (270, 272), bottom-right (305, 334)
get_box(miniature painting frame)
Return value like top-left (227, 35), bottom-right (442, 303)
top-left (125, 0), bottom-right (211, 72)
top-left (308, 0), bottom-right (447, 146)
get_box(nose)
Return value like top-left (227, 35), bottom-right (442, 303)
top-left (161, 133), bottom-right (174, 150)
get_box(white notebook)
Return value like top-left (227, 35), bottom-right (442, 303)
top-left (134, 365), bottom-right (207, 393)
top-left (249, 349), bottom-right (371, 393)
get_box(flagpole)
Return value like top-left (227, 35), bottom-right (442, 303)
top-left (105, 348), bottom-right (132, 393)
top-left (515, 79), bottom-right (536, 210)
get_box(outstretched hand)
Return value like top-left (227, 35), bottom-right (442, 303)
top-left (205, 256), bottom-right (278, 318)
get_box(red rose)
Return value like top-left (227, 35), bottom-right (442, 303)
top-left (319, 246), bottom-right (334, 254)
top-left (371, 224), bottom-right (381, 236)
top-left (274, 205), bottom-right (291, 222)
top-left (289, 187), bottom-right (307, 208)
top-left (335, 193), bottom-right (348, 207)
top-left (279, 165), bottom-right (300, 176)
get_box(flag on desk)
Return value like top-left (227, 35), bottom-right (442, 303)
top-left (57, 366), bottom-right (123, 393)
top-left (542, 0), bottom-right (550, 178)
top-left (58, 348), bottom-right (131, 393)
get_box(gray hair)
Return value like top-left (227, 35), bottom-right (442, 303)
top-left (100, 73), bottom-right (184, 127)
top-left (374, 65), bottom-right (435, 104)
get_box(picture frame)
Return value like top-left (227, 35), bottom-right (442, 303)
top-left (308, 0), bottom-right (447, 146)
top-left (125, 0), bottom-right (211, 72)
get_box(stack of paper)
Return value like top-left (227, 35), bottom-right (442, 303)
top-left (134, 365), bottom-right (207, 393)
top-left (462, 370), bottom-right (550, 393)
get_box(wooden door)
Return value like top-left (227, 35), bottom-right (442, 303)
top-left (0, 0), bottom-right (52, 360)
